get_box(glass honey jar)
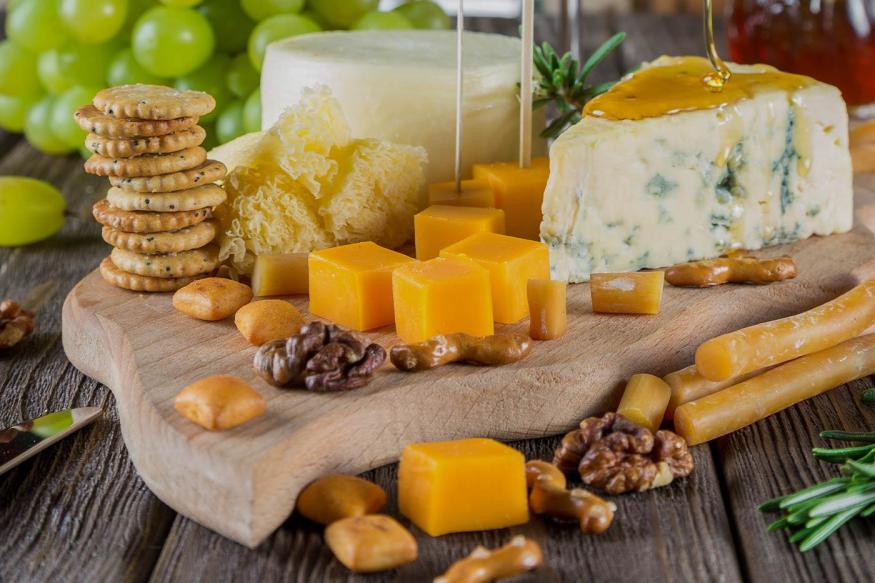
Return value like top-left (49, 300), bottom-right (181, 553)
top-left (728, 0), bottom-right (875, 112)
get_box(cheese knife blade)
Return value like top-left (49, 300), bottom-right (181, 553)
top-left (0, 407), bottom-right (102, 476)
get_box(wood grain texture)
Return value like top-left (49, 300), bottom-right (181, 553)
top-left (149, 438), bottom-right (741, 583)
top-left (0, 143), bottom-right (175, 582)
top-left (61, 190), bottom-right (875, 547)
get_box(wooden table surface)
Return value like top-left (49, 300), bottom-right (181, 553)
top-left (2, 13), bottom-right (874, 583)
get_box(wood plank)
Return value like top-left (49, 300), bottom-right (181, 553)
top-left (0, 143), bottom-right (176, 582)
top-left (715, 379), bottom-right (875, 583)
top-left (149, 436), bottom-right (741, 583)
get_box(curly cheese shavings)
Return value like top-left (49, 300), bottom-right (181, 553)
top-left (216, 87), bottom-right (427, 275)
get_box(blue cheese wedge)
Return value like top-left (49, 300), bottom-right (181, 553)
top-left (541, 56), bottom-right (853, 282)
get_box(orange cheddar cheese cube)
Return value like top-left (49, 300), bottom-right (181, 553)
top-left (309, 242), bottom-right (415, 331)
top-left (428, 179), bottom-right (496, 208)
top-left (392, 257), bottom-right (493, 343)
top-left (473, 157), bottom-right (549, 240)
top-left (398, 438), bottom-right (529, 536)
top-left (440, 232), bottom-right (549, 324)
top-left (414, 205), bottom-right (505, 260)
top-left (590, 271), bottom-right (665, 315)
top-left (251, 253), bottom-right (309, 296)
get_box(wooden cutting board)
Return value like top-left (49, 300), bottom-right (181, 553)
top-left (62, 186), bottom-right (875, 548)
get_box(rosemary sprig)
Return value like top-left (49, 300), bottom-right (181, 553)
top-left (532, 32), bottom-right (626, 140)
top-left (761, 428), bottom-right (875, 551)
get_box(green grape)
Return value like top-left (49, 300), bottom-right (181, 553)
top-left (120, 0), bottom-right (157, 37)
top-left (216, 99), bottom-right (246, 143)
top-left (159, 0), bottom-right (202, 6)
top-left (394, 1), bottom-right (450, 30)
top-left (6, 0), bottom-right (70, 52)
top-left (0, 91), bottom-right (45, 133)
top-left (52, 85), bottom-right (102, 148)
top-left (248, 14), bottom-right (320, 72)
top-left (0, 41), bottom-right (41, 97)
top-left (197, 0), bottom-right (254, 54)
top-left (38, 51), bottom-right (71, 95)
top-left (175, 53), bottom-right (231, 123)
top-left (241, 0), bottom-right (304, 22)
top-left (132, 6), bottom-right (215, 77)
top-left (39, 44), bottom-right (116, 94)
top-left (59, 0), bottom-right (128, 44)
top-left (226, 53), bottom-right (258, 98)
top-left (352, 11), bottom-right (413, 30)
top-left (107, 48), bottom-right (168, 86)
top-left (308, 0), bottom-right (378, 29)
top-left (243, 88), bottom-right (261, 133)
top-left (25, 97), bottom-right (74, 155)
top-left (0, 177), bottom-right (67, 247)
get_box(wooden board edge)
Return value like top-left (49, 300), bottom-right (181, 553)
top-left (63, 281), bottom-right (270, 548)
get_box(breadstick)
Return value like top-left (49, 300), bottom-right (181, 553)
top-left (675, 334), bottom-right (875, 445)
top-left (663, 365), bottom-right (768, 419)
top-left (695, 280), bottom-right (875, 381)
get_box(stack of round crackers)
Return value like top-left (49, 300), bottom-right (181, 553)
top-left (79, 85), bottom-right (228, 292)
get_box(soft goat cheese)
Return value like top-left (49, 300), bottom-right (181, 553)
top-left (261, 30), bottom-right (545, 184)
top-left (541, 59), bottom-right (854, 282)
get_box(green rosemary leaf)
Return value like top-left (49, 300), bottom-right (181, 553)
top-left (532, 34), bottom-right (626, 139)
top-left (813, 443), bottom-right (875, 462)
top-left (847, 460), bottom-right (875, 478)
top-left (789, 518), bottom-right (828, 543)
top-left (778, 478), bottom-right (849, 509)
top-left (759, 496), bottom-right (786, 512)
top-left (863, 387), bottom-right (875, 403)
top-left (820, 430), bottom-right (875, 443)
top-left (800, 506), bottom-right (865, 551)
top-left (808, 488), bottom-right (875, 518)
top-left (863, 501), bottom-right (875, 517)
top-left (767, 516), bottom-right (791, 531)
top-left (578, 32), bottom-right (626, 85)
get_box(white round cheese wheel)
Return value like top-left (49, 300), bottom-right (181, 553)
top-left (261, 30), bottom-right (545, 184)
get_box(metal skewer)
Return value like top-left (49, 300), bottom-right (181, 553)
top-left (454, 0), bottom-right (464, 193)
top-left (519, 0), bottom-right (534, 169)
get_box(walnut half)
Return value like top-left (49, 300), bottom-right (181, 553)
top-left (0, 300), bottom-right (35, 351)
top-left (553, 412), bottom-right (694, 495)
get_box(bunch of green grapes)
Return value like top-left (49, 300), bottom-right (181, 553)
top-left (0, 0), bottom-right (450, 158)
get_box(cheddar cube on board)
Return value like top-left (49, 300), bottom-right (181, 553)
top-left (590, 271), bottom-right (665, 315)
top-left (414, 205), bottom-right (505, 260)
top-left (428, 178), bottom-right (496, 208)
top-left (251, 253), bottom-right (309, 296)
top-left (309, 242), bottom-right (415, 331)
top-left (398, 438), bottom-right (529, 536)
top-left (440, 232), bottom-right (549, 324)
top-left (473, 157), bottom-right (549, 240)
top-left (392, 257), bottom-right (493, 343)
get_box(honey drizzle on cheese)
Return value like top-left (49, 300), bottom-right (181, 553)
top-left (583, 57), bottom-right (815, 121)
